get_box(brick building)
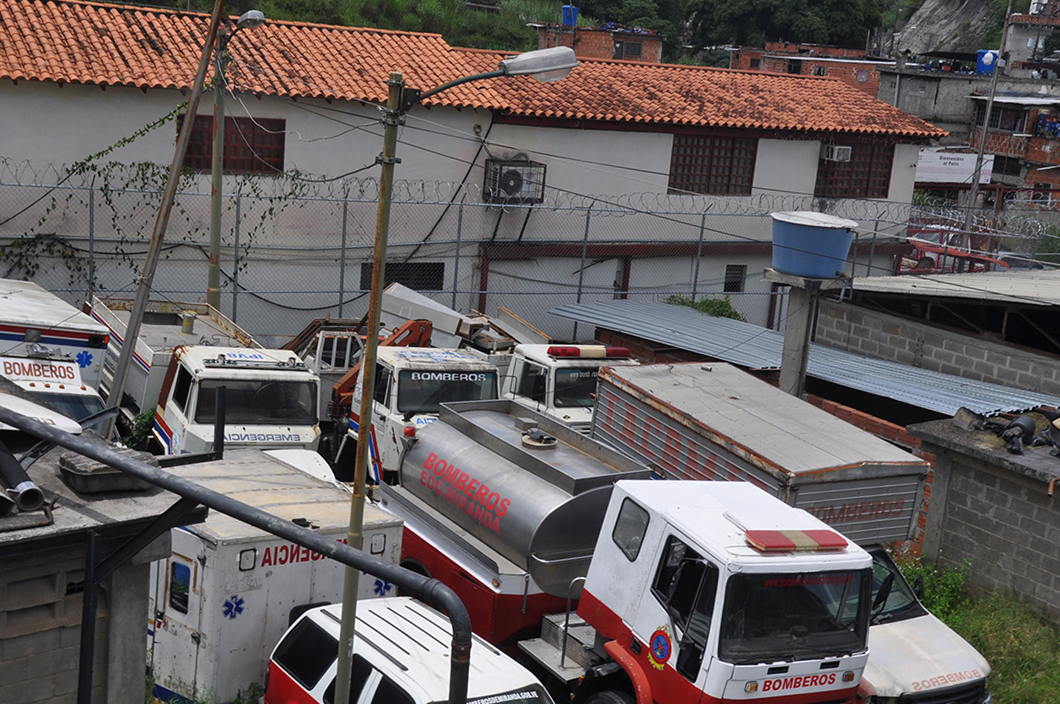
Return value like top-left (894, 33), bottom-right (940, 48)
top-left (730, 42), bottom-right (895, 96)
top-left (534, 23), bottom-right (664, 62)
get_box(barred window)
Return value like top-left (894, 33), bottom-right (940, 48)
top-left (973, 104), bottom-right (1025, 132)
top-left (179, 115), bottom-right (286, 174)
top-left (668, 136), bottom-right (757, 195)
top-left (814, 143), bottom-right (893, 199)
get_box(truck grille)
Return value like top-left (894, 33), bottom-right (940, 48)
top-left (901, 681), bottom-right (985, 704)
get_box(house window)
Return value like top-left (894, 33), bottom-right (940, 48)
top-left (814, 143), bottom-right (894, 199)
top-left (992, 156), bottom-right (1022, 177)
top-left (613, 41), bottom-right (643, 60)
top-left (749, 58), bottom-right (761, 69)
top-left (180, 115), bottom-right (286, 174)
top-left (787, 59), bottom-right (803, 74)
top-left (812, 66), bottom-right (826, 76)
top-left (668, 136), bottom-right (757, 195)
top-left (360, 262), bottom-right (445, 291)
top-left (1032, 182), bottom-right (1051, 202)
top-left (973, 104), bottom-right (1026, 132)
top-left (724, 265), bottom-right (746, 293)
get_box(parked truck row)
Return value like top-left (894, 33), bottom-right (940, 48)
top-left (0, 278), bottom-right (991, 704)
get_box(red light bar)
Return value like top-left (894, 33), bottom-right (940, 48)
top-left (745, 529), bottom-right (848, 553)
top-left (546, 345), bottom-right (631, 359)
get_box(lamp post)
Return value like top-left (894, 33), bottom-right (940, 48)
top-left (209, 10), bottom-right (265, 310)
top-left (333, 46), bottom-right (578, 704)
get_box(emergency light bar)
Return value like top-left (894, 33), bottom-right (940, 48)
top-left (546, 345), bottom-right (630, 359)
top-left (203, 356), bottom-right (309, 371)
top-left (745, 529), bottom-right (848, 553)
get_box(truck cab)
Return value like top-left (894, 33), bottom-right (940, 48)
top-left (570, 480), bottom-right (873, 704)
top-left (859, 548), bottom-right (990, 704)
top-left (347, 348), bottom-right (499, 480)
top-left (154, 346), bottom-right (320, 454)
top-left (502, 344), bottom-right (638, 434)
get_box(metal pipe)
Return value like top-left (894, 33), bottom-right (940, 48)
top-left (209, 30), bottom-right (228, 310)
top-left (76, 530), bottom-right (100, 704)
top-left (452, 196), bottom-right (464, 311)
top-left (233, 193), bottom-right (241, 322)
top-left (692, 212), bottom-right (706, 302)
top-left (0, 403), bottom-right (473, 704)
top-left (559, 576), bottom-right (586, 669)
top-left (0, 439), bottom-right (44, 511)
top-left (573, 206), bottom-right (591, 341)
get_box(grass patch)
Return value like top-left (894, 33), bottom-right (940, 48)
top-left (896, 556), bottom-right (1060, 704)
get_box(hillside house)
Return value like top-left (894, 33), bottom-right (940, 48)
top-left (730, 42), bottom-right (895, 96)
top-left (0, 0), bottom-right (944, 340)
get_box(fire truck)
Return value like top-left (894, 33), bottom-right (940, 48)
top-left (377, 400), bottom-right (873, 704)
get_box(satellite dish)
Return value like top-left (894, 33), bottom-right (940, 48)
top-left (499, 169), bottom-right (525, 196)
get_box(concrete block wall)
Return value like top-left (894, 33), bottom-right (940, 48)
top-left (816, 299), bottom-right (1060, 396)
top-left (928, 453), bottom-right (1060, 621)
top-left (0, 549), bottom-right (109, 704)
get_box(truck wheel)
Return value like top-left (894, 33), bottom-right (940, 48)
top-left (586, 690), bottom-right (634, 704)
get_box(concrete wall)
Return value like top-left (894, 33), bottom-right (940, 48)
top-left (912, 428), bottom-right (1060, 623)
top-left (0, 535), bottom-right (170, 704)
top-left (815, 299), bottom-right (1060, 396)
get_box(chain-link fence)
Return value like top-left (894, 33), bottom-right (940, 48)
top-left (0, 158), bottom-right (1048, 343)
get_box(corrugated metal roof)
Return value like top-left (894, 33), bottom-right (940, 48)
top-left (550, 300), bottom-right (1060, 416)
top-left (848, 269), bottom-right (1060, 305)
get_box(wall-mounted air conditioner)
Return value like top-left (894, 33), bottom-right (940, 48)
top-left (483, 159), bottom-right (547, 204)
top-left (822, 145), bottom-right (853, 162)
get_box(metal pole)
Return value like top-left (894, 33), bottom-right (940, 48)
top-left (76, 530), bottom-right (100, 704)
top-left (88, 178), bottom-right (96, 301)
top-left (692, 212), bottom-right (706, 302)
top-left (964, 0), bottom-right (1013, 250)
top-left (336, 72), bottom-right (409, 704)
top-left (572, 206), bottom-right (591, 341)
top-left (867, 219), bottom-right (880, 276)
top-left (105, 0), bottom-right (228, 434)
top-left (209, 30), bottom-right (228, 310)
top-left (452, 196), bottom-right (464, 311)
top-left (339, 193), bottom-right (348, 317)
top-left (233, 193), bottom-right (241, 323)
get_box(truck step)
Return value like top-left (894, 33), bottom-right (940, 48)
top-left (540, 612), bottom-right (599, 670)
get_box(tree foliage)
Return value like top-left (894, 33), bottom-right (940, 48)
top-left (686, 0), bottom-right (881, 49)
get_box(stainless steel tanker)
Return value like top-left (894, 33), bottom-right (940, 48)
top-left (390, 399), bottom-right (651, 598)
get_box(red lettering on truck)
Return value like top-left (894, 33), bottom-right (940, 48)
top-left (417, 451), bottom-right (511, 534)
top-left (911, 670), bottom-right (981, 691)
top-left (762, 673), bottom-right (836, 691)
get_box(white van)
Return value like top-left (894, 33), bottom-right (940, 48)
top-left (263, 597), bottom-right (554, 704)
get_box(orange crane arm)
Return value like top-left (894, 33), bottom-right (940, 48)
top-left (330, 319), bottom-right (432, 419)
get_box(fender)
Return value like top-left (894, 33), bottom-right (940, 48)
top-left (604, 639), bottom-right (652, 704)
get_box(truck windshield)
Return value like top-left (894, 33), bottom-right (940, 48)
top-left (397, 370), bottom-right (498, 414)
top-left (28, 391), bottom-right (105, 422)
top-left (553, 368), bottom-right (599, 408)
top-left (195, 379), bottom-right (317, 425)
top-left (719, 569), bottom-right (870, 665)
top-left (869, 549), bottom-right (926, 624)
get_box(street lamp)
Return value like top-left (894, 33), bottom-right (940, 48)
top-left (209, 9), bottom-right (266, 310)
top-left (333, 45), bottom-right (577, 704)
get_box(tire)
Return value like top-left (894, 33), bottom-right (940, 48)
top-left (586, 690), bottom-right (635, 704)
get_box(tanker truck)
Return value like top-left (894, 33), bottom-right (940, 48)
top-left (378, 399), bottom-right (874, 704)
top-left (589, 362), bottom-right (991, 704)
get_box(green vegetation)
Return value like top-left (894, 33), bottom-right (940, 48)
top-left (896, 555), bottom-right (1060, 704)
top-left (124, 409), bottom-right (156, 451)
top-left (1036, 225), bottom-right (1060, 265)
top-left (666, 293), bottom-right (747, 321)
top-left (685, 0), bottom-right (881, 50)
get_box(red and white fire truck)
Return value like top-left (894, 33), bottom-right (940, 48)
top-left (378, 400), bottom-right (873, 704)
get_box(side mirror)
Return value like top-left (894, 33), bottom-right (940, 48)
top-left (913, 574), bottom-right (925, 601)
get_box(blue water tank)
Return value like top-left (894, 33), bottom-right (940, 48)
top-left (977, 49), bottom-right (998, 74)
top-left (562, 5), bottom-right (578, 26)
top-left (771, 211), bottom-right (859, 279)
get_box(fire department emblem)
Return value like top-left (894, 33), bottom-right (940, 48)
top-left (648, 625), bottom-right (672, 670)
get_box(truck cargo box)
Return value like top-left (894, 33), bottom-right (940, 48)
top-left (592, 362), bottom-right (929, 545)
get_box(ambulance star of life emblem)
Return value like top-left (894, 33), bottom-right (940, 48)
top-left (76, 351), bottom-right (93, 368)
top-left (222, 595), bottom-right (245, 620)
top-left (373, 579), bottom-right (392, 597)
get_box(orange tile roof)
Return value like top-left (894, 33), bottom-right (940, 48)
top-left (0, 0), bottom-right (945, 138)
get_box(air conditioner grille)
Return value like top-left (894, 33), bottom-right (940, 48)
top-left (484, 159), bottom-right (547, 204)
